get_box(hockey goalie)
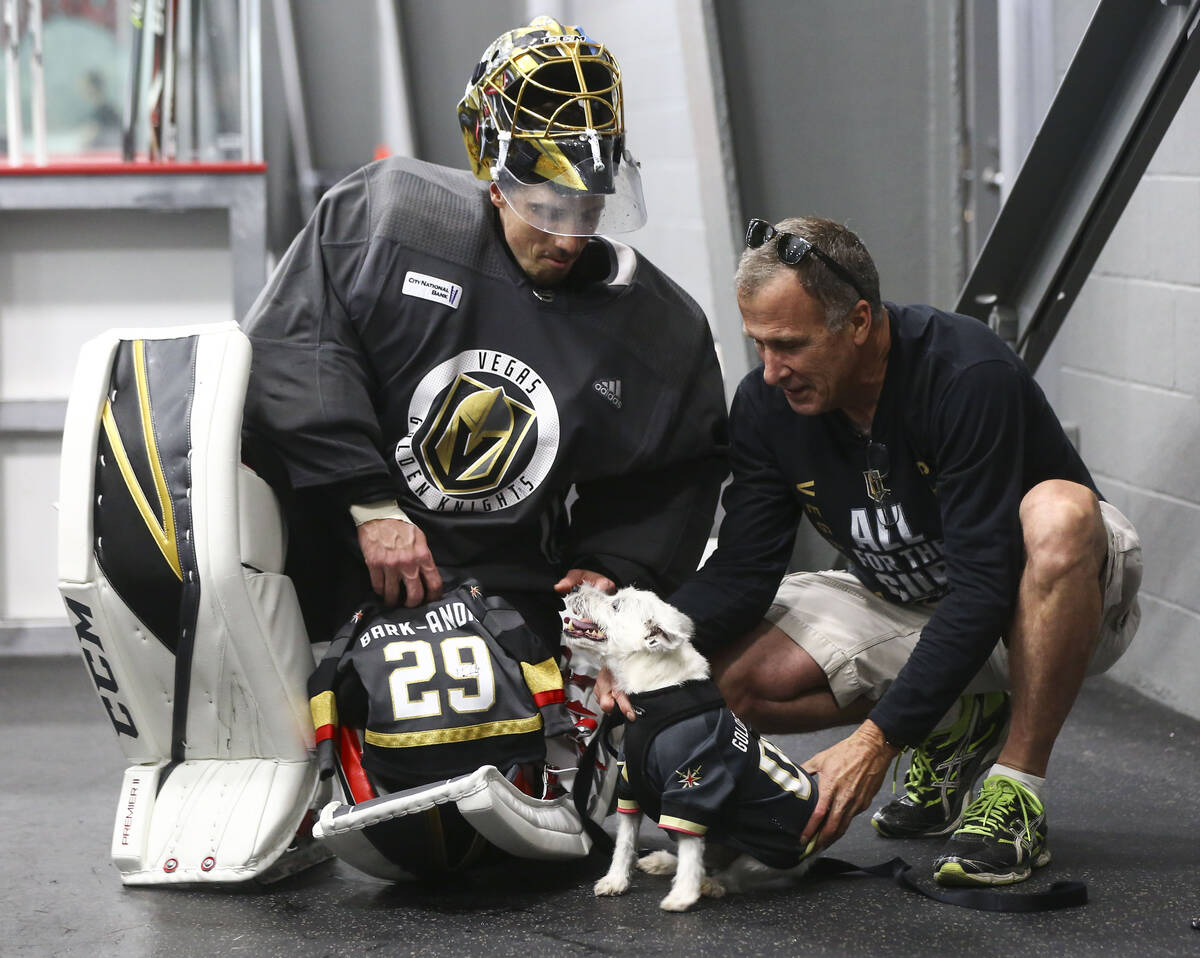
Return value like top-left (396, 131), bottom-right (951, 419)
top-left (57, 14), bottom-right (723, 887)
top-left (56, 323), bottom-right (614, 885)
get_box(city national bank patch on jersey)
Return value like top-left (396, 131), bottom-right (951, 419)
top-left (402, 270), bottom-right (463, 309)
top-left (395, 350), bottom-right (560, 513)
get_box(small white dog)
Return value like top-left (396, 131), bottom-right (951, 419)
top-left (562, 584), bottom-right (821, 912)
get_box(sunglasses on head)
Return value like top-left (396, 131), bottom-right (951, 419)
top-left (745, 218), bottom-right (869, 303)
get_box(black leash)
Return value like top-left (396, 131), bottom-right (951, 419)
top-left (572, 710), bottom-right (624, 853)
top-left (806, 855), bottom-right (1087, 912)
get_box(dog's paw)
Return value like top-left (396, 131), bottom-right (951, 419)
top-left (700, 874), bottom-right (727, 898)
top-left (637, 850), bottom-right (678, 876)
top-left (659, 888), bottom-right (701, 912)
top-left (594, 874), bottom-right (631, 897)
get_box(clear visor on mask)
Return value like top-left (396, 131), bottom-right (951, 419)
top-left (493, 148), bottom-right (647, 236)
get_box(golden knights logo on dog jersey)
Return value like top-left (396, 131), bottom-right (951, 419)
top-left (395, 350), bottom-right (560, 512)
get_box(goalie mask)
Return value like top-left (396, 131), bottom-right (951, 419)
top-left (457, 15), bottom-right (646, 236)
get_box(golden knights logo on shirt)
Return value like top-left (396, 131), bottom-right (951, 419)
top-left (423, 375), bottom-right (536, 493)
top-left (395, 349), bottom-right (560, 513)
top-left (863, 466), bottom-right (890, 504)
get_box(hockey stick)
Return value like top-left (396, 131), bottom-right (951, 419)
top-left (160, 0), bottom-right (177, 159)
top-left (2, 0), bottom-right (20, 166)
top-left (27, 0), bottom-right (43, 164)
top-left (145, 0), bottom-right (166, 160)
top-left (122, 0), bottom-right (146, 161)
top-left (188, 0), bottom-right (199, 158)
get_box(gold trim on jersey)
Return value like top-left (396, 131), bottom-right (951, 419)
top-left (658, 814), bottom-right (708, 835)
top-left (520, 657), bottom-right (564, 695)
top-left (100, 339), bottom-right (182, 581)
top-left (310, 690), bottom-right (337, 731)
top-left (365, 714), bottom-right (543, 748)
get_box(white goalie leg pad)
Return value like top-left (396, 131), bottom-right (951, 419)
top-left (312, 769), bottom-right (501, 841)
top-left (312, 766), bottom-right (591, 880)
top-left (113, 758), bottom-right (319, 885)
top-left (58, 323), bottom-right (318, 885)
top-left (455, 766), bottom-right (591, 860)
top-left (313, 770), bottom-right (500, 881)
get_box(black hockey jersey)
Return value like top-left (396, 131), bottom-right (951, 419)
top-left (242, 156), bottom-right (728, 599)
top-left (616, 681), bottom-right (819, 869)
top-left (309, 582), bottom-right (573, 791)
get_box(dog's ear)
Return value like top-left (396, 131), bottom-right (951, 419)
top-left (642, 605), bottom-right (694, 651)
top-left (643, 628), bottom-right (677, 651)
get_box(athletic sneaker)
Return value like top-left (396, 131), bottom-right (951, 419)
top-left (871, 691), bottom-right (1010, 838)
top-left (933, 774), bottom-right (1051, 885)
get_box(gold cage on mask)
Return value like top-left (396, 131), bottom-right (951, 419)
top-left (458, 16), bottom-right (626, 187)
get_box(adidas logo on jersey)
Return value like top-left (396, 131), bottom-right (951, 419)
top-left (594, 378), bottom-right (623, 408)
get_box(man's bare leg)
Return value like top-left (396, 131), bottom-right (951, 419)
top-left (711, 620), bottom-right (873, 733)
top-left (998, 479), bottom-right (1108, 777)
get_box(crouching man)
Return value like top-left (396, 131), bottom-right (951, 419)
top-left (607, 215), bottom-right (1142, 888)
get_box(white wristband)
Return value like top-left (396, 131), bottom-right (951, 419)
top-left (349, 500), bottom-right (412, 527)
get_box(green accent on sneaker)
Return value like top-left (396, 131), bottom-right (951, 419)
top-left (872, 691), bottom-right (1010, 839)
top-left (933, 774), bottom-right (1052, 887)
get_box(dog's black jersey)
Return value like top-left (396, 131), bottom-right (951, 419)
top-left (309, 582), bottom-right (573, 791)
top-left (616, 682), bottom-right (819, 869)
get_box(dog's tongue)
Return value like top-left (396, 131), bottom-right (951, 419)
top-left (563, 615), bottom-right (603, 638)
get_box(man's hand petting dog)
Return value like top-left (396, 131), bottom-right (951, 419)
top-left (553, 568), bottom-right (617, 597)
top-left (801, 719), bottom-right (899, 851)
top-left (593, 663), bottom-right (637, 722)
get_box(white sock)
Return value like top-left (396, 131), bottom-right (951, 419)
top-left (988, 763), bottom-right (1046, 799)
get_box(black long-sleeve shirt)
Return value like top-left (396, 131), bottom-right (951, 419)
top-left (670, 303), bottom-right (1097, 747)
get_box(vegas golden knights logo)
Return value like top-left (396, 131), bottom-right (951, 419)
top-left (397, 349), bottom-right (561, 513)
top-left (421, 375), bottom-right (536, 494)
top-left (863, 468), bottom-right (890, 504)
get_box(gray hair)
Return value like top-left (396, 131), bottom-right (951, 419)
top-left (735, 216), bottom-right (882, 331)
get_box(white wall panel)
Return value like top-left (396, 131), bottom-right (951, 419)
top-left (0, 438), bottom-right (65, 620)
top-left (0, 208), bottom-right (232, 623)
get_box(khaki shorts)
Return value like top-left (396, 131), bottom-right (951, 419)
top-left (764, 500), bottom-right (1142, 708)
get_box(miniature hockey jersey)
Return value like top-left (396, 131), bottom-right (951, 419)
top-left (309, 581), bottom-right (573, 791)
top-left (616, 681), bottom-right (819, 869)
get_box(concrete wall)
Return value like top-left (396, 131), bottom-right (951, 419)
top-left (715, 0), bottom-right (964, 309)
top-left (1045, 0), bottom-right (1200, 718)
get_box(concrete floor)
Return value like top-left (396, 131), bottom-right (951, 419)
top-left (4, 654), bottom-right (1200, 957)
